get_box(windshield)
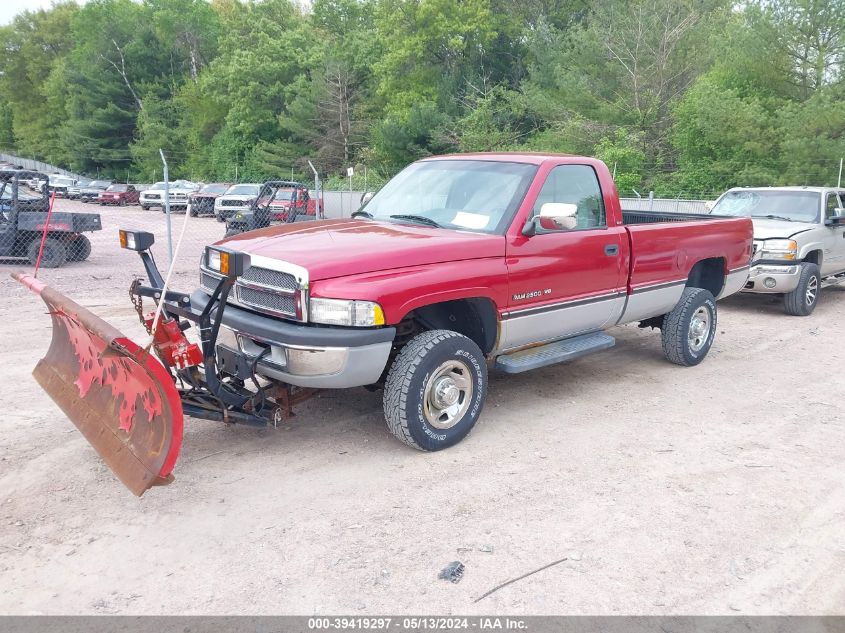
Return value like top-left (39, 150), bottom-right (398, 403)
top-left (712, 190), bottom-right (820, 223)
top-left (362, 160), bottom-right (538, 233)
top-left (50, 176), bottom-right (74, 186)
top-left (151, 182), bottom-right (166, 189)
top-left (201, 183), bottom-right (230, 194)
top-left (226, 184), bottom-right (261, 196)
top-left (107, 184), bottom-right (128, 192)
top-left (273, 189), bottom-right (295, 201)
top-left (89, 180), bottom-right (111, 189)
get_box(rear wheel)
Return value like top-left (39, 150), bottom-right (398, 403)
top-left (119, 198), bottom-right (127, 207)
top-left (67, 235), bottom-right (92, 262)
top-left (783, 263), bottom-right (820, 316)
top-left (27, 237), bottom-right (68, 268)
top-left (383, 330), bottom-right (487, 451)
top-left (661, 287), bottom-right (717, 366)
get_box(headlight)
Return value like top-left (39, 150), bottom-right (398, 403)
top-left (310, 298), bottom-right (385, 327)
top-left (205, 245), bottom-right (249, 279)
top-left (760, 239), bottom-right (797, 260)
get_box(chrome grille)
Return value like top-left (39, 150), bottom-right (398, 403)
top-left (200, 270), bottom-right (219, 293)
top-left (241, 266), bottom-right (298, 291)
top-left (221, 199), bottom-right (244, 207)
top-left (200, 265), bottom-right (300, 320)
top-left (238, 285), bottom-right (296, 316)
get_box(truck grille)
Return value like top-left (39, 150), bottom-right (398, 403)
top-left (200, 266), bottom-right (300, 320)
top-left (241, 266), bottom-right (298, 292)
top-left (237, 285), bottom-right (297, 316)
top-left (221, 199), bottom-right (244, 207)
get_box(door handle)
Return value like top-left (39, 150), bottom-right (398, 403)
top-left (605, 244), bottom-right (619, 256)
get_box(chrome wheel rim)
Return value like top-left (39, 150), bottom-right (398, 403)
top-left (805, 276), bottom-right (818, 305)
top-left (423, 360), bottom-right (473, 429)
top-left (688, 306), bottom-right (711, 353)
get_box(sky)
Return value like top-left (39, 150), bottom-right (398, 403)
top-left (0, 0), bottom-right (84, 25)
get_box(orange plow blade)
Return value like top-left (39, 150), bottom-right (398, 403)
top-left (14, 272), bottom-right (184, 496)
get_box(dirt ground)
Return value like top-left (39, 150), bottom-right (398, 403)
top-left (0, 200), bottom-right (843, 615)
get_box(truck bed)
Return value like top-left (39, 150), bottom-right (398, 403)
top-left (621, 210), bottom-right (726, 225)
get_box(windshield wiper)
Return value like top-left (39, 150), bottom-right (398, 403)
top-left (351, 210), bottom-right (373, 219)
top-left (752, 214), bottom-right (793, 222)
top-left (389, 214), bottom-right (441, 228)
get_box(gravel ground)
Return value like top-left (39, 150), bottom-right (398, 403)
top-left (0, 199), bottom-right (843, 615)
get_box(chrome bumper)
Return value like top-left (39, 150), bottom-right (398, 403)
top-left (216, 329), bottom-right (392, 389)
top-left (742, 264), bottom-right (801, 294)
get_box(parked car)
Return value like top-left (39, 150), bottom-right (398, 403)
top-left (188, 183), bottom-right (231, 217)
top-left (266, 184), bottom-right (317, 221)
top-left (214, 183), bottom-right (262, 221)
top-left (710, 186), bottom-right (845, 315)
top-left (97, 183), bottom-right (140, 206)
top-left (224, 181), bottom-right (323, 235)
top-left (67, 178), bottom-right (92, 199)
top-left (48, 174), bottom-right (77, 198)
top-left (140, 180), bottom-right (200, 211)
top-left (78, 180), bottom-right (113, 203)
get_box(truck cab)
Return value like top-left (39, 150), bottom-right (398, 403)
top-left (710, 186), bottom-right (845, 315)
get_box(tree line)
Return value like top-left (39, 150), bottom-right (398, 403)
top-left (0, 0), bottom-right (843, 196)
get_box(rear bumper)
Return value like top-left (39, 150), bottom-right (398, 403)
top-left (742, 264), bottom-right (801, 293)
top-left (190, 290), bottom-right (395, 389)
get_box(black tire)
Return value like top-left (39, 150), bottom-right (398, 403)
top-left (141, 205), bottom-right (150, 211)
top-left (661, 287), bottom-right (717, 366)
top-left (383, 329), bottom-right (487, 451)
top-left (119, 198), bottom-right (127, 207)
top-left (189, 208), bottom-right (198, 217)
top-left (224, 228), bottom-right (241, 238)
top-left (67, 235), bottom-right (92, 262)
top-left (27, 237), bottom-right (68, 268)
top-left (783, 263), bottom-right (820, 316)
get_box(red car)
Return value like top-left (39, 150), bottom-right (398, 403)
top-left (97, 184), bottom-right (140, 206)
top-left (266, 185), bottom-right (318, 221)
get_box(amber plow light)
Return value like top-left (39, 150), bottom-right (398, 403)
top-left (118, 229), bottom-right (155, 252)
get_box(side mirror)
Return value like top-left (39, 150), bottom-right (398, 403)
top-left (538, 202), bottom-right (578, 231)
top-left (360, 191), bottom-right (375, 205)
top-left (825, 209), bottom-right (845, 226)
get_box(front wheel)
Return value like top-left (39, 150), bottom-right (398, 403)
top-left (783, 263), bottom-right (820, 316)
top-left (661, 287), bottom-right (717, 366)
top-left (141, 205), bottom-right (150, 211)
top-left (383, 330), bottom-right (487, 451)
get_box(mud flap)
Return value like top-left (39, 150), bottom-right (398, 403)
top-left (13, 272), bottom-right (183, 496)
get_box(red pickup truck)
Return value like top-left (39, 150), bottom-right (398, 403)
top-left (15, 153), bottom-right (752, 494)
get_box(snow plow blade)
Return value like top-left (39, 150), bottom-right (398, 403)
top-left (13, 272), bottom-right (183, 496)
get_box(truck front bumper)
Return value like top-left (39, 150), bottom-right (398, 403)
top-left (190, 290), bottom-right (395, 389)
top-left (742, 263), bottom-right (801, 294)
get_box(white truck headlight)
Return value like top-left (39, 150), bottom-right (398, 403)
top-left (759, 239), bottom-right (797, 260)
top-left (310, 298), bottom-right (385, 327)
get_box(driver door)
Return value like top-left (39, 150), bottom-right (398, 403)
top-left (823, 191), bottom-right (845, 275)
top-left (502, 164), bottom-right (629, 352)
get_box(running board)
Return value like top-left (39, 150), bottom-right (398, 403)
top-left (495, 332), bottom-right (616, 374)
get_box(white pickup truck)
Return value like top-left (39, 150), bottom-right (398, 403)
top-left (140, 180), bottom-right (200, 212)
top-left (711, 186), bottom-right (845, 315)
